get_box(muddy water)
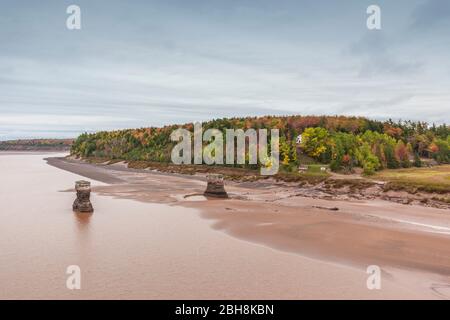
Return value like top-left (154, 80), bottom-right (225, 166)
top-left (0, 153), bottom-right (438, 299)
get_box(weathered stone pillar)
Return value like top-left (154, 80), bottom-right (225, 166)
top-left (73, 180), bottom-right (94, 213)
top-left (204, 174), bottom-right (228, 198)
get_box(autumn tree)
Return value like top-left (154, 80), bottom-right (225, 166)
top-left (300, 127), bottom-right (330, 161)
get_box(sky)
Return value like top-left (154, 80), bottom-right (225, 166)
top-left (0, 0), bottom-right (449, 140)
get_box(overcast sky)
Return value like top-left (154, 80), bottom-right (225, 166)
top-left (0, 0), bottom-right (449, 140)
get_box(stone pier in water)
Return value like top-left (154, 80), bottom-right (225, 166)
top-left (204, 174), bottom-right (228, 198)
top-left (73, 180), bottom-right (94, 213)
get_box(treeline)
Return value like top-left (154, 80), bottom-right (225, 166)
top-left (0, 139), bottom-right (73, 151)
top-left (71, 115), bottom-right (450, 175)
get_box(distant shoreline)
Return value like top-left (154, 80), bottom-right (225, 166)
top-left (0, 150), bottom-right (69, 155)
top-left (0, 138), bottom-right (73, 152)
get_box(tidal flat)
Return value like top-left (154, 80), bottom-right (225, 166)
top-left (1, 152), bottom-right (449, 299)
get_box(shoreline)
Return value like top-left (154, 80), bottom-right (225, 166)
top-left (46, 157), bottom-right (450, 278)
top-left (50, 155), bottom-right (450, 210)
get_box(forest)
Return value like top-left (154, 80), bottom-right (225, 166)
top-left (0, 139), bottom-right (73, 151)
top-left (70, 115), bottom-right (450, 175)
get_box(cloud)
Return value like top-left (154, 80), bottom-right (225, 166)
top-left (348, 33), bottom-right (422, 77)
top-left (410, 0), bottom-right (450, 31)
top-left (0, 114), bottom-right (134, 126)
top-left (0, 1), bottom-right (449, 140)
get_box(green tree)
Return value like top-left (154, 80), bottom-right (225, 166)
top-left (329, 132), bottom-right (358, 172)
top-left (355, 142), bottom-right (380, 175)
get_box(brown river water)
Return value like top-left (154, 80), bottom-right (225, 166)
top-left (0, 152), bottom-right (440, 299)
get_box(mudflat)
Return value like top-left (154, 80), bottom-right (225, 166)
top-left (4, 152), bottom-right (428, 300)
top-left (45, 156), bottom-right (450, 299)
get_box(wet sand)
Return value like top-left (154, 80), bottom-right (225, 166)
top-left (42, 156), bottom-right (450, 299)
top-left (2, 152), bottom-right (426, 300)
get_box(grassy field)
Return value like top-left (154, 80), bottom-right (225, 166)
top-left (372, 165), bottom-right (450, 194)
top-left (306, 164), bottom-right (329, 173)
